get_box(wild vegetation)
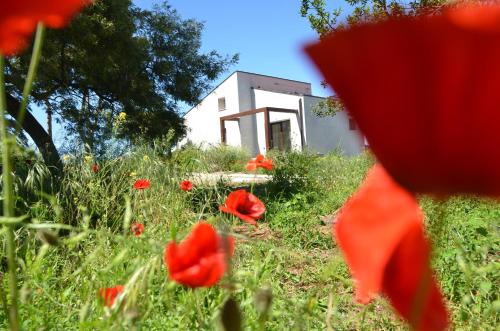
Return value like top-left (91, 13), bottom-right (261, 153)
top-left (0, 145), bottom-right (497, 330)
top-left (5, 0), bottom-right (238, 166)
top-left (1, 1), bottom-right (499, 330)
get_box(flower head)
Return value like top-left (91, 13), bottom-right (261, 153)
top-left (133, 179), bottom-right (150, 190)
top-left (118, 112), bottom-right (126, 121)
top-left (164, 222), bottom-right (234, 287)
top-left (179, 180), bottom-right (193, 192)
top-left (130, 223), bottom-right (144, 236)
top-left (246, 154), bottom-right (273, 171)
top-left (91, 163), bottom-right (99, 173)
top-left (0, 0), bottom-right (92, 56)
top-left (305, 4), bottom-right (500, 196)
top-left (220, 189), bottom-right (265, 226)
top-left (334, 165), bottom-right (449, 330)
top-left (99, 285), bottom-right (124, 308)
top-left (143, 155), bottom-right (149, 161)
top-left (84, 155), bottom-right (93, 164)
top-left (63, 154), bottom-right (71, 162)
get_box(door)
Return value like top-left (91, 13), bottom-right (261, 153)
top-left (270, 120), bottom-right (291, 151)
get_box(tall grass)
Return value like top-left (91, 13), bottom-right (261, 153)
top-left (0, 145), bottom-right (498, 330)
top-left (171, 144), bottom-right (251, 173)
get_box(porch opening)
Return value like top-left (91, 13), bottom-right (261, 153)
top-left (270, 120), bottom-right (291, 151)
top-left (219, 107), bottom-right (304, 153)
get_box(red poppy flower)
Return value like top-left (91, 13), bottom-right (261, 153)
top-left (91, 163), bottom-right (99, 173)
top-left (99, 285), bottom-right (124, 307)
top-left (219, 189), bottom-right (265, 226)
top-left (164, 222), bottom-right (235, 287)
top-left (180, 180), bottom-right (193, 191)
top-left (133, 179), bottom-right (150, 190)
top-left (246, 154), bottom-right (273, 171)
top-left (334, 165), bottom-right (449, 330)
top-left (130, 222), bottom-right (144, 236)
top-left (0, 0), bottom-right (91, 56)
top-left (305, 4), bottom-right (500, 196)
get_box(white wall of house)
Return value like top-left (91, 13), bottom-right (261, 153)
top-left (253, 89), bottom-right (303, 154)
top-left (235, 72), bottom-right (311, 154)
top-left (236, 71), bottom-right (312, 96)
top-left (182, 71), bottom-right (364, 157)
top-left (302, 96), bottom-right (364, 156)
top-left (183, 73), bottom-right (240, 147)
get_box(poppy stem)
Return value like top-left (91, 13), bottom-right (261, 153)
top-left (15, 23), bottom-right (45, 136)
top-left (220, 222), bottom-right (235, 288)
top-left (0, 55), bottom-right (20, 330)
top-left (250, 179), bottom-right (254, 195)
top-left (193, 289), bottom-right (205, 328)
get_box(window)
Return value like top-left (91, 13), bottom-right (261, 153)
top-left (218, 97), bottom-right (226, 111)
top-left (349, 118), bottom-right (357, 130)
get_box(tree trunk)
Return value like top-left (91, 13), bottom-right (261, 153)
top-left (6, 94), bottom-right (62, 174)
top-left (45, 101), bottom-right (53, 138)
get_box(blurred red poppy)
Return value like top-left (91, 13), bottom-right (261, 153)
top-left (164, 222), bottom-right (234, 287)
top-left (305, 4), bottom-right (500, 196)
top-left (99, 285), bottom-right (124, 307)
top-left (246, 154), bottom-right (273, 171)
top-left (130, 222), bottom-right (144, 236)
top-left (180, 180), bottom-right (193, 191)
top-left (334, 165), bottom-right (449, 330)
top-left (91, 163), bottom-right (99, 173)
top-left (220, 189), bottom-right (265, 226)
top-left (0, 0), bottom-right (91, 56)
top-left (133, 179), bottom-right (150, 190)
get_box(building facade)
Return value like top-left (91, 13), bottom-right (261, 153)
top-left (182, 71), bottom-right (364, 156)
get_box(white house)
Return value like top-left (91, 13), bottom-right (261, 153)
top-left (182, 71), bottom-right (365, 156)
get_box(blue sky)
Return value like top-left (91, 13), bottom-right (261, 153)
top-left (35, 0), bottom-right (349, 146)
top-left (134, 0), bottom-right (332, 100)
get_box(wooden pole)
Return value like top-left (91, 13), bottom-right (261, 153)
top-left (264, 108), bottom-right (271, 152)
top-left (220, 118), bottom-right (226, 144)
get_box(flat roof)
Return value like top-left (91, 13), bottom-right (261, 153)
top-left (235, 70), bottom-right (311, 85)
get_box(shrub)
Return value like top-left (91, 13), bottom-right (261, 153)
top-left (172, 144), bottom-right (250, 173)
top-left (267, 150), bottom-right (319, 199)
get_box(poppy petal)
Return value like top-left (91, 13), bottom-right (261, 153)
top-left (99, 285), bottom-right (124, 307)
top-left (383, 226), bottom-right (449, 331)
top-left (219, 206), bottom-right (258, 226)
top-left (164, 222), bottom-right (234, 288)
top-left (0, 0), bottom-right (91, 56)
top-left (305, 4), bottom-right (500, 196)
top-left (246, 162), bottom-right (257, 171)
top-left (220, 190), bottom-right (265, 225)
top-left (334, 165), bottom-right (449, 330)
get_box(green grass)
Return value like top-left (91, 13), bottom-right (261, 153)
top-left (1, 146), bottom-right (498, 330)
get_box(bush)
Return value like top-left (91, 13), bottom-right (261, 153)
top-left (172, 144), bottom-right (250, 173)
top-left (267, 150), bottom-right (319, 199)
top-left (200, 144), bottom-right (250, 172)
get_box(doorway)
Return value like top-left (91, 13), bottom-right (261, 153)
top-left (270, 120), bottom-right (291, 151)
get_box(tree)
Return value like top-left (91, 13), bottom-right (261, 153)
top-left (300, 0), bottom-right (448, 116)
top-left (5, 0), bottom-right (238, 162)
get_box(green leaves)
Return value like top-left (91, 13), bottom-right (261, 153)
top-left (5, 0), bottom-right (238, 157)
